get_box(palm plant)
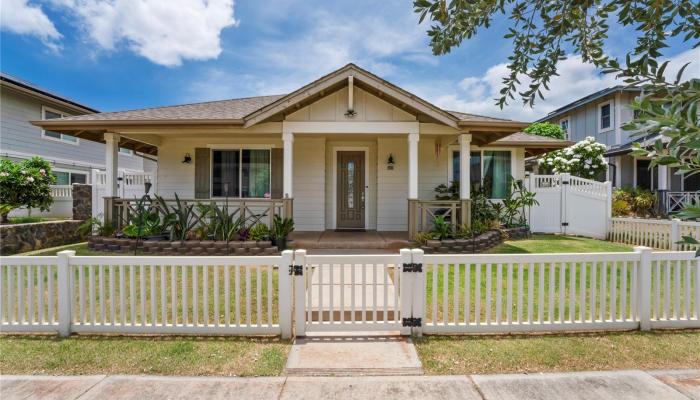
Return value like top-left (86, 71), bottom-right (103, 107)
top-left (271, 214), bottom-right (294, 249)
top-left (155, 194), bottom-right (202, 241)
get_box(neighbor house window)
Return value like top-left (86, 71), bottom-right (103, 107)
top-left (598, 101), bottom-right (612, 132)
top-left (559, 118), bottom-right (570, 139)
top-left (212, 149), bottom-right (270, 198)
top-left (42, 107), bottom-right (78, 144)
top-left (451, 149), bottom-right (512, 199)
top-left (119, 147), bottom-right (134, 156)
top-left (52, 171), bottom-right (87, 185)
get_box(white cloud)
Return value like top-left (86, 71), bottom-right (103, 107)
top-left (1, 0), bottom-right (61, 50)
top-left (425, 48), bottom-right (700, 122)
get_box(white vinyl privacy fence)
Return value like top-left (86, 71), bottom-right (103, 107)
top-left (608, 217), bottom-right (700, 251)
top-left (1, 248), bottom-right (698, 337)
top-left (92, 170), bottom-right (155, 219)
top-left (525, 173), bottom-right (612, 239)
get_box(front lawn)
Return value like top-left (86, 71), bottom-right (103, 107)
top-left (488, 234), bottom-right (633, 254)
top-left (0, 336), bottom-right (289, 376)
top-left (415, 330), bottom-right (700, 375)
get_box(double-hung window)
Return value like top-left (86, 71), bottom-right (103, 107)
top-left (450, 149), bottom-right (512, 199)
top-left (598, 101), bottom-right (612, 132)
top-left (42, 107), bottom-right (78, 144)
top-left (212, 149), bottom-right (271, 198)
top-left (559, 118), bottom-right (570, 139)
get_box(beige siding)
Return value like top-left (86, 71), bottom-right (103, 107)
top-left (294, 137), bottom-right (326, 231)
top-left (418, 136), bottom-right (450, 200)
top-left (377, 137), bottom-right (408, 231)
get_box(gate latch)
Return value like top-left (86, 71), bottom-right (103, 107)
top-left (402, 317), bottom-right (422, 327)
top-left (561, 222), bottom-right (569, 227)
top-left (402, 263), bottom-right (423, 273)
top-left (288, 265), bottom-right (303, 276)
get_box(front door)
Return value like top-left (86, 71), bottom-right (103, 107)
top-left (337, 151), bottom-right (365, 229)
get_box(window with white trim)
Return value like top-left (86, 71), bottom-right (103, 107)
top-left (42, 107), bottom-right (78, 144)
top-left (598, 101), bottom-right (612, 132)
top-left (450, 149), bottom-right (512, 199)
top-left (211, 149), bottom-right (271, 198)
top-left (52, 171), bottom-right (87, 185)
top-left (559, 117), bottom-right (570, 139)
top-left (119, 147), bottom-right (134, 156)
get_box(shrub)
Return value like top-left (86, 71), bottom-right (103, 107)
top-left (612, 187), bottom-right (656, 217)
top-left (537, 137), bottom-right (607, 179)
top-left (612, 199), bottom-right (632, 217)
top-left (0, 157), bottom-right (56, 222)
top-left (523, 122), bottom-right (565, 139)
top-left (248, 224), bottom-right (270, 241)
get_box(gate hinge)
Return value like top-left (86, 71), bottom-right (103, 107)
top-left (402, 317), bottom-right (422, 327)
top-left (402, 263), bottom-right (423, 273)
top-left (288, 265), bottom-right (303, 276)
top-left (561, 222), bottom-right (569, 227)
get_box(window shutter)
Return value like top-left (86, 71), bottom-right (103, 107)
top-left (194, 148), bottom-right (210, 199)
top-left (271, 148), bottom-right (283, 199)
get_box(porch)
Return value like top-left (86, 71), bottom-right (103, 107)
top-left (290, 230), bottom-right (410, 250)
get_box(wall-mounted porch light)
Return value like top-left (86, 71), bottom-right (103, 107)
top-left (387, 153), bottom-right (395, 170)
top-left (182, 153), bottom-right (192, 164)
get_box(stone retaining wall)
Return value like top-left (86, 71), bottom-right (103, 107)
top-left (420, 226), bottom-right (531, 254)
top-left (87, 236), bottom-right (280, 255)
top-left (72, 184), bottom-right (92, 221)
top-left (1, 220), bottom-right (85, 255)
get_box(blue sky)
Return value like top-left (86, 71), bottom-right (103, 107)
top-left (2, 0), bottom-right (698, 121)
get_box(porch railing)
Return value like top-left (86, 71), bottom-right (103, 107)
top-left (408, 199), bottom-right (471, 240)
top-left (665, 191), bottom-right (700, 214)
top-left (108, 197), bottom-right (293, 232)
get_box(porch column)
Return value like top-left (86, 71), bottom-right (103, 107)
top-left (104, 132), bottom-right (120, 197)
top-left (282, 131), bottom-right (294, 198)
top-left (657, 164), bottom-right (669, 214)
top-left (408, 133), bottom-right (419, 199)
top-left (459, 133), bottom-right (472, 227)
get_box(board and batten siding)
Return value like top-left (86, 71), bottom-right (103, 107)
top-left (0, 89), bottom-right (147, 173)
top-left (377, 137), bottom-right (408, 231)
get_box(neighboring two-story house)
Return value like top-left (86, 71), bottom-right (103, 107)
top-left (1, 73), bottom-right (157, 217)
top-left (537, 86), bottom-right (698, 213)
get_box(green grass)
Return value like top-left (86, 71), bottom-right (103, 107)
top-left (488, 234), bottom-right (633, 254)
top-left (30, 243), bottom-right (132, 256)
top-left (2, 216), bottom-right (66, 225)
top-left (415, 330), bottom-right (700, 375)
top-left (0, 336), bottom-right (289, 376)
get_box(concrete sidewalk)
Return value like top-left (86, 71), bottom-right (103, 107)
top-left (2, 370), bottom-right (698, 400)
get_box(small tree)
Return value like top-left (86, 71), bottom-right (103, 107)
top-left (523, 122), bottom-right (565, 140)
top-left (538, 137), bottom-right (608, 179)
top-left (0, 157), bottom-right (56, 222)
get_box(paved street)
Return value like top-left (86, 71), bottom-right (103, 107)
top-left (2, 370), bottom-right (698, 400)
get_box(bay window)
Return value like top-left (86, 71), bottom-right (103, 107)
top-left (450, 149), bottom-right (512, 199)
top-left (212, 149), bottom-right (271, 198)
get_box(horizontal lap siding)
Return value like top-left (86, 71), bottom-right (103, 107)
top-left (377, 138), bottom-right (407, 231)
top-left (294, 137), bottom-right (325, 231)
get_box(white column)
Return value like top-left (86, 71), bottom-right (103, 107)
top-left (104, 132), bottom-right (120, 197)
top-left (282, 131), bottom-right (294, 198)
top-left (408, 133), bottom-right (419, 199)
top-left (459, 133), bottom-right (472, 199)
top-left (657, 164), bottom-right (668, 191)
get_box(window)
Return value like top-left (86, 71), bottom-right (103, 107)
top-left (635, 159), bottom-right (658, 190)
top-left (119, 147), bottom-right (134, 156)
top-left (42, 107), bottom-right (78, 144)
top-left (212, 149), bottom-right (271, 198)
top-left (52, 171), bottom-right (87, 185)
top-left (451, 149), bottom-right (512, 199)
top-left (598, 101), bottom-right (612, 132)
top-left (559, 118), bottom-right (570, 139)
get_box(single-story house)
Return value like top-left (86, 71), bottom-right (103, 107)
top-left (32, 64), bottom-right (570, 237)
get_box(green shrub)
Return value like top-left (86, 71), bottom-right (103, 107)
top-left (0, 157), bottom-right (56, 223)
top-left (248, 224), bottom-right (270, 241)
top-left (523, 122), bottom-right (565, 139)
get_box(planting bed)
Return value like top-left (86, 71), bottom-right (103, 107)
top-left (87, 236), bottom-right (280, 255)
top-left (420, 226), bottom-right (530, 254)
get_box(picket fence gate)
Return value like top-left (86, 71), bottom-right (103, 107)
top-left (525, 173), bottom-right (612, 239)
top-left (1, 248), bottom-right (698, 338)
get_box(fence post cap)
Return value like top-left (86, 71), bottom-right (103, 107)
top-left (57, 250), bottom-right (76, 256)
top-left (281, 249), bottom-right (294, 256)
top-left (633, 246), bottom-right (653, 253)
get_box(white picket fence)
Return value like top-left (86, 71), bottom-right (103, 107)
top-left (1, 248), bottom-right (698, 337)
top-left (525, 173), bottom-right (612, 239)
top-left (608, 217), bottom-right (700, 251)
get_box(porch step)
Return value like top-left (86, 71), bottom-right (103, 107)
top-left (290, 231), bottom-right (411, 250)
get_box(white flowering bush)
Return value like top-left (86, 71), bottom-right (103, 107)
top-left (538, 136), bottom-right (608, 178)
top-left (0, 157), bottom-right (56, 222)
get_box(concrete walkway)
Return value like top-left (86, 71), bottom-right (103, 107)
top-left (291, 231), bottom-right (409, 250)
top-left (2, 370), bottom-right (698, 399)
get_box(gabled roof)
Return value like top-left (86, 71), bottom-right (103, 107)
top-left (537, 85), bottom-right (642, 122)
top-left (1, 72), bottom-right (98, 114)
top-left (491, 132), bottom-right (572, 157)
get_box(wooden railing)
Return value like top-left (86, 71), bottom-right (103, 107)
top-left (665, 191), bottom-right (700, 214)
top-left (108, 197), bottom-right (293, 231)
top-left (408, 199), bottom-right (470, 240)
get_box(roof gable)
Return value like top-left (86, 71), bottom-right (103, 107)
top-left (243, 63), bottom-right (460, 128)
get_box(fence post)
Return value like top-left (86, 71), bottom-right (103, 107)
top-left (635, 246), bottom-right (652, 331)
top-left (560, 173), bottom-right (570, 235)
top-left (279, 250), bottom-right (293, 339)
top-left (293, 249), bottom-right (307, 337)
top-left (670, 219), bottom-right (680, 251)
top-left (411, 248), bottom-right (425, 337)
top-left (605, 181), bottom-right (613, 235)
top-left (399, 248), bottom-right (413, 336)
top-left (57, 250), bottom-right (75, 337)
